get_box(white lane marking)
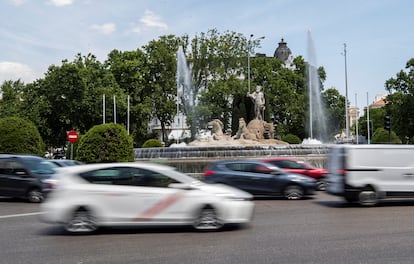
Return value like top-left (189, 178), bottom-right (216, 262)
top-left (0, 212), bottom-right (43, 219)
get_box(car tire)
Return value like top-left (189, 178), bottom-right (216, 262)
top-left (283, 185), bottom-right (304, 200)
top-left (65, 208), bottom-right (98, 234)
top-left (193, 206), bottom-right (223, 231)
top-left (27, 189), bottom-right (44, 203)
top-left (316, 179), bottom-right (326, 191)
top-left (358, 187), bottom-right (378, 206)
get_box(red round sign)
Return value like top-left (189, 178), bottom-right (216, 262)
top-left (67, 130), bottom-right (79, 143)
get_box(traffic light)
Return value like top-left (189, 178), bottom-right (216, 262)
top-left (384, 115), bottom-right (391, 131)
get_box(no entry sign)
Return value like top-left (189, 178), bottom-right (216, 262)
top-left (67, 130), bottom-right (79, 143)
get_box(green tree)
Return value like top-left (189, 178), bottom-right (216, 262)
top-left (358, 107), bottom-right (386, 141)
top-left (0, 80), bottom-right (26, 118)
top-left (384, 58), bottom-right (414, 142)
top-left (322, 88), bottom-right (346, 141)
top-left (143, 35), bottom-right (180, 143)
top-left (0, 117), bottom-right (44, 155)
top-left (30, 54), bottom-right (122, 148)
top-left (188, 29), bottom-right (247, 136)
top-left (76, 123), bottom-right (134, 163)
top-left (106, 49), bottom-right (152, 145)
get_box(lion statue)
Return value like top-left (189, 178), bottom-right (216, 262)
top-left (207, 119), bottom-right (225, 140)
top-left (232, 118), bottom-right (257, 140)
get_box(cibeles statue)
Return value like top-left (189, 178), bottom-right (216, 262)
top-left (248, 85), bottom-right (265, 120)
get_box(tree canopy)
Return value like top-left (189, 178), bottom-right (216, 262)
top-left (0, 28), bottom-right (349, 148)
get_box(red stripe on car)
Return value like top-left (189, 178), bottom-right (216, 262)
top-left (135, 192), bottom-right (184, 221)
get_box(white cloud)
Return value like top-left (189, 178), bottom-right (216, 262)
top-left (0, 62), bottom-right (37, 83)
top-left (139, 10), bottom-right (168, 30)
top-left (90, 23), bottom-right (116, 35)
top-left (47, 0), bottom-right (74, 7)
top-left (10, 0), bottom-right (27, 6)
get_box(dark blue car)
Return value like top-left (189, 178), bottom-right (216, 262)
top-left (203, 159), bottom-right (316, 199)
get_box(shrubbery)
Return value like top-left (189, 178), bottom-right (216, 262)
top-left (0, 116), bottom-right (44, 156)
top-left (281, 133), bottom-right (301, 144)
top-left (76, 123), bottom-right (134, 163)
top-left (142, 138), bottom-right (164, 148)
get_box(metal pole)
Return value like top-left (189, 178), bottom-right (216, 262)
top-left (355, 93), bottom-right (359, 144)
top-left (103, 94), bottom-right (105, 124)
top-left (367, 92), bottom-right (370, 144)
top-left (344, 43), bottom-right (349, 143)
top-left (127, 95), bottom-right (130, 135)
top-left (113, 95), bottom-right (116, 124)
top-left (247, 34), bottom-right (253, 94)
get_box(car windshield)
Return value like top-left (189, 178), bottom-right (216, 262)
top-left (25, 158), bottom-right (57, 175)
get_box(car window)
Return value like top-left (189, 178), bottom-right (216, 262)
top-left (254, 164), bottom-right (273, 174)
top-left (79, 167), bottom-right (178, 188)
top-left (0, 160), bottom-right (28, 176)
top-left (136, 168), bottom-right (179, 188)
top-left (25, 159), bottom-right (56, 174)
top-left (80, 167), bottom-right (142, 186)
top-left (225, 163), bottom-right (252, 172)
top-left (225, 163), bottom-right (268, 173)
top-left (272, 160), bottom-right (304, 169)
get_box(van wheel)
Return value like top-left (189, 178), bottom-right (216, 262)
top-left (27, 189), bottom-right (44, 203)
top-left (284, 185), bottom-right (304, 200)
top-left (193, 206), bottom-right (223, 231)
top-left (358, 188), bottom-right (378, 206)
top-left (65, 208), bottom-right (98, 234)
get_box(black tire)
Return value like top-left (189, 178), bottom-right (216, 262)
top-left (193, 206), bottom-right (223, 231)
top-left (64, 208), bottom-right (98, 234)
top-left (27, 189), bottom-right (44, 203)
top-left (316, 179), bottom-right (326, 191)
top-left (283, 185), bottom-right (304, 200)
top-left (358, 188), bottom-right (378, 206)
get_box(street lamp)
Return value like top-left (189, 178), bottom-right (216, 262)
top-left (247, 34), bottom-right (265, 94)
top-left (343, 43), bottom-right (350, 142)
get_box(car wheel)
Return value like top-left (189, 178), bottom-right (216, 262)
top-left (358, 188), bottom-right (378, 206)
top-left (283, 185), bottom-right (304, 200)
top-left (193, 206), bottom-right (223, 231)
top-left (27, 189), bottom-right (44, 203)
top-left (65, 208), bottom-right (98, 234)
top-left (316, 179), bottom-right (326, 191)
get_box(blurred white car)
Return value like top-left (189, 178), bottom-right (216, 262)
top-left (41, 162), bottom-right (254, 233)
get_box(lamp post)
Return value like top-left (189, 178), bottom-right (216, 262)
top-left (343, 43), bottom-right (350, 143)
top-left (247, 34), bottom-right (265, 94)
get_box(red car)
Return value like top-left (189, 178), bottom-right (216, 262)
top-left (261, 157), bottom-right (327, 190)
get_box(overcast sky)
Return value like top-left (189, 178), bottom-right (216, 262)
top-left (1, 0), bottom-right (413, 111)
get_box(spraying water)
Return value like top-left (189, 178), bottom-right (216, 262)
top-left (176, 46), bottom-right (198, 139)
top-left (304, 30), bottom-right (328, 144)
top-left (176, 46), bottom-right (194, 109)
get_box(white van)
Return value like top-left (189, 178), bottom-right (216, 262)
top-left (326, 144), bottom-right (414, 206)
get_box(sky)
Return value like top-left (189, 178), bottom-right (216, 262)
top-left (1, 0), bottom-right (413, 112)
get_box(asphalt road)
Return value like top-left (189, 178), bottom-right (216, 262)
top-left (1, 192), bottom-right (414, 264)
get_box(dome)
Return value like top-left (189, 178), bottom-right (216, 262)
top-left (273, 38), bottom-right (292, 62)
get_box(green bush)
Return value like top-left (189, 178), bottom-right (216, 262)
top-left (281, 134), bottom-right (301, 144)
top-left (142, 138), bottom-right (163, 148)
top-left (0, 116), bottom-right (44, 156)
top-left (76, 123), bottom-right (134, 163)
top-left (371, 128), bottom-right (402, 144)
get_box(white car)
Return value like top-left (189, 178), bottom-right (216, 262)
top-left (41, 162), bottom-right (254, 233)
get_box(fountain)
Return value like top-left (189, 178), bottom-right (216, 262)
top-left (304, 30), bottom-right (328, 144)
top-left (135, 42), bottom-right (331, 173)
